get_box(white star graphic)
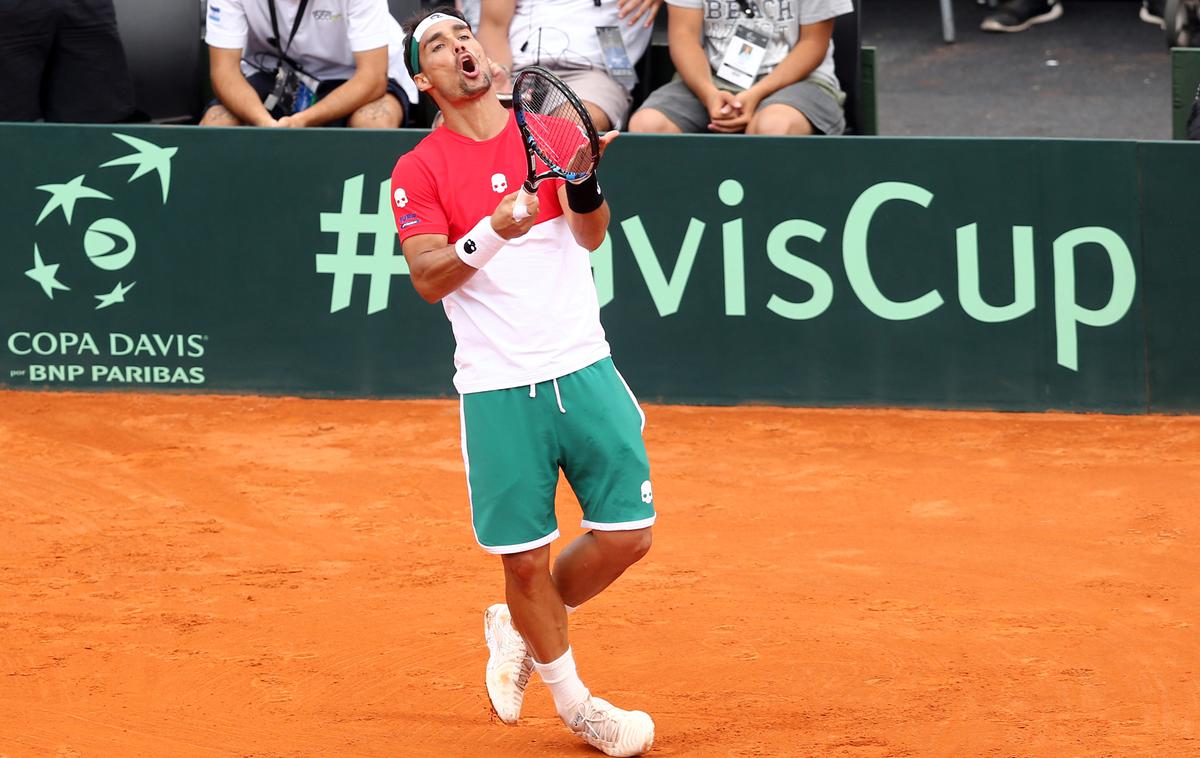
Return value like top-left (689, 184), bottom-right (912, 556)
top-left (101, 133), bottom-right (178, 204)
top-left (25, 244), bottom-right (71, 299)
top-left (35, 174), bottom-right (112, 225)
top-left (95, 280), bottom-right (137, 310)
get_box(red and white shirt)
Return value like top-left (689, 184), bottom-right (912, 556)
top-left (391, 113), bottom-right (610, 394)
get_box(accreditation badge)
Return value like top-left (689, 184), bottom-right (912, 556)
top-left (596, 26), bottom-right (638, 88)
top-left (716, 24), bottom-right (769, 90)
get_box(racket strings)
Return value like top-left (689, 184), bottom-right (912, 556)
top-left (516, 78), bottom-right (593, 175)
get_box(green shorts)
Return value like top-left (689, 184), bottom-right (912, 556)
top-left (459, 357), bottom-right (656, 554)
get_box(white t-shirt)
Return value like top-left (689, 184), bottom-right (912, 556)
top-left (205, 0), bottom-right (417, 102)
top-left (390, 113), bottom-right (610, 394)
top-left (508, 0), bottom-right (654, 91)
top-left (665, 0), bottom-right (852, 89)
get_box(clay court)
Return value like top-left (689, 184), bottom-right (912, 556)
top-left (2, 391), bottom-right (1198, 756)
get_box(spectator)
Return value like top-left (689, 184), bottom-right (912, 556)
top-left (201, 0), bottom-right (418, 128)
top-left (475, 0), bottom-right (661, 131)
top-left (1189, 82), bottom-right (1200, 140)
top-left (981, 0), bottom-right (1165, 33)
top-left (0, 0), bottom-right (136, 123)
top-left (628, 0), bottom-right (853, 136)
top-left (458, 0), bottom-right (481, 34)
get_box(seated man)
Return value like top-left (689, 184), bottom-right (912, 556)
top-left (629, 0), bottom-right (853, 136)
top-left (0, 0), bottom-right (136, 123)
top-left (475, 0), bottom-right (661, 131)
top-left (202, 0), bottom-right (418, 128)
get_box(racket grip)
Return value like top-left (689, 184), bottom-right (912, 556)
top-left (512, 187), bottom-right (533, 221)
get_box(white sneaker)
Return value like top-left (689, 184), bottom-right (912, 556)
top-left (566, 696), bottom-right (655, 757)
top-left (483, 604), bottom-right (534, 724)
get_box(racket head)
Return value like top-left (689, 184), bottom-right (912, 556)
top-left (511, 66), bottom-right (601, 183)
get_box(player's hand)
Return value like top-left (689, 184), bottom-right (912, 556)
top-left (617, 0), bottom-right (663, 27)
top-left (566, 130), bottom-right (619, 175)
top-left (276, 114), bottom-right (306, 128)
top-left (492, 189), bottom-right (539, 238)
top-left (490, 61), bottom-right (514, 94)
top-left (598, 130), bottom-right (619, 160)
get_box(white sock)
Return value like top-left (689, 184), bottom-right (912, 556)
top-left (534, 646), bottom-right (590, 720)
top-left (565, 604), bottom-right (578, 615)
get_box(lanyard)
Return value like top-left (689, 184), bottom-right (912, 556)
top-left (267, 0), bottom-right (311, 57)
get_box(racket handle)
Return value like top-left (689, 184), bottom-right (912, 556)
top-left (512, 187), bottom-right (533, 221)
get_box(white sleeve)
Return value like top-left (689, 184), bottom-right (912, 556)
top-left (798, 0), bottom-right (855, 25)
top-left (666, 0), bottom-right (703, 8)
top-left (347, 0), bottom-right (392, 52)
top-left (385, 16), bottom-right (419, 101)
top-left (204, 0), bottom-right (248, 49)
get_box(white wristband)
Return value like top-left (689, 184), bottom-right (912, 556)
top-left (454, 216), bottom-right (506, 269)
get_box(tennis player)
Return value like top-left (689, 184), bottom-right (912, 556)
top-left (390, 7), bottom-right (656, 757)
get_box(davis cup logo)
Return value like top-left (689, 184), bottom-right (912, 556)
top-left (25, 133), bottom-right (177, 310)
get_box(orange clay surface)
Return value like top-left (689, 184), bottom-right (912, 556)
top-left (1, 391), bottom-right (1198, 757)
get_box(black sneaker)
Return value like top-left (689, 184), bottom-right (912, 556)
top-left (1140, 0), bottom-right (1165, 28)
top-left (981, 0), bottom-right (1064, 32)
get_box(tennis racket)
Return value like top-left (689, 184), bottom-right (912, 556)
top-left (510, 65), bottom-right (601, 220)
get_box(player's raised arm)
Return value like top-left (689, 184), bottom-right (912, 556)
top-left (400, 191), bottom-right (540, 303)
top-left (558, 130), bottom-right (618, 251)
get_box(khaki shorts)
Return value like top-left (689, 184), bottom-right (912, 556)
top-left (545, 67), bottom-right (633, 130)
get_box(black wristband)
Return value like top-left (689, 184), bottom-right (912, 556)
top-left (565, 173), bottom-right (604, 214)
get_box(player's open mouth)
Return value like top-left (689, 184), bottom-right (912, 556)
top-left (459, 54), bottom-right (479, 78)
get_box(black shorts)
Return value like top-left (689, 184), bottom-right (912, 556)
top-left (0, 0), bottom-right (136, 122)
top-left (207, 70), bottom-right (411, 127)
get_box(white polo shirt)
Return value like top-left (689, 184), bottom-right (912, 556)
top-left (508, 0), bottom-right (653, 91)
top-left (205, 0), bottom-right (417, 102)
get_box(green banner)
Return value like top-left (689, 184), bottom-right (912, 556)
top-left (0, 124), bottom-right (1173, 412)
top-left (1140, 141), bottom-right (1200, 413)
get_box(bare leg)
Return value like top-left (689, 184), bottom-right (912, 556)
top-left (496, 546), bottom-right (593, 727)
top-left (199, 104), bottom-right (243, 126)
top-left (746, 104), bottom-right (815, 136)
top-left (582, 100), bottom-right (612, 132)
top-left (347, 93), bottom-right (404, 129)
top-left (494, 532), bottom-right (655, 750)
top-left (501, 545), bottom-right (569, 663)
top-left (627, 108), bottom-right (683, 134)
top-left (553, 527), bottom-right (652, 608)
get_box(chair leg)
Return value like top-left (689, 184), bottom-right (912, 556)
top-left (941, 0), bottom-right (956, 42)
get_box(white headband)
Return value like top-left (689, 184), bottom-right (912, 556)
top-left (413, 12), bottom-right (457, 45)
top-left (409, 12), bottom-right (460, 74)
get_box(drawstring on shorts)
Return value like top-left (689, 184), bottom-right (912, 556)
top-left (528, 380), bottom-right (567, 414)
top-left (552, 378), bottom-right (565, 414)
